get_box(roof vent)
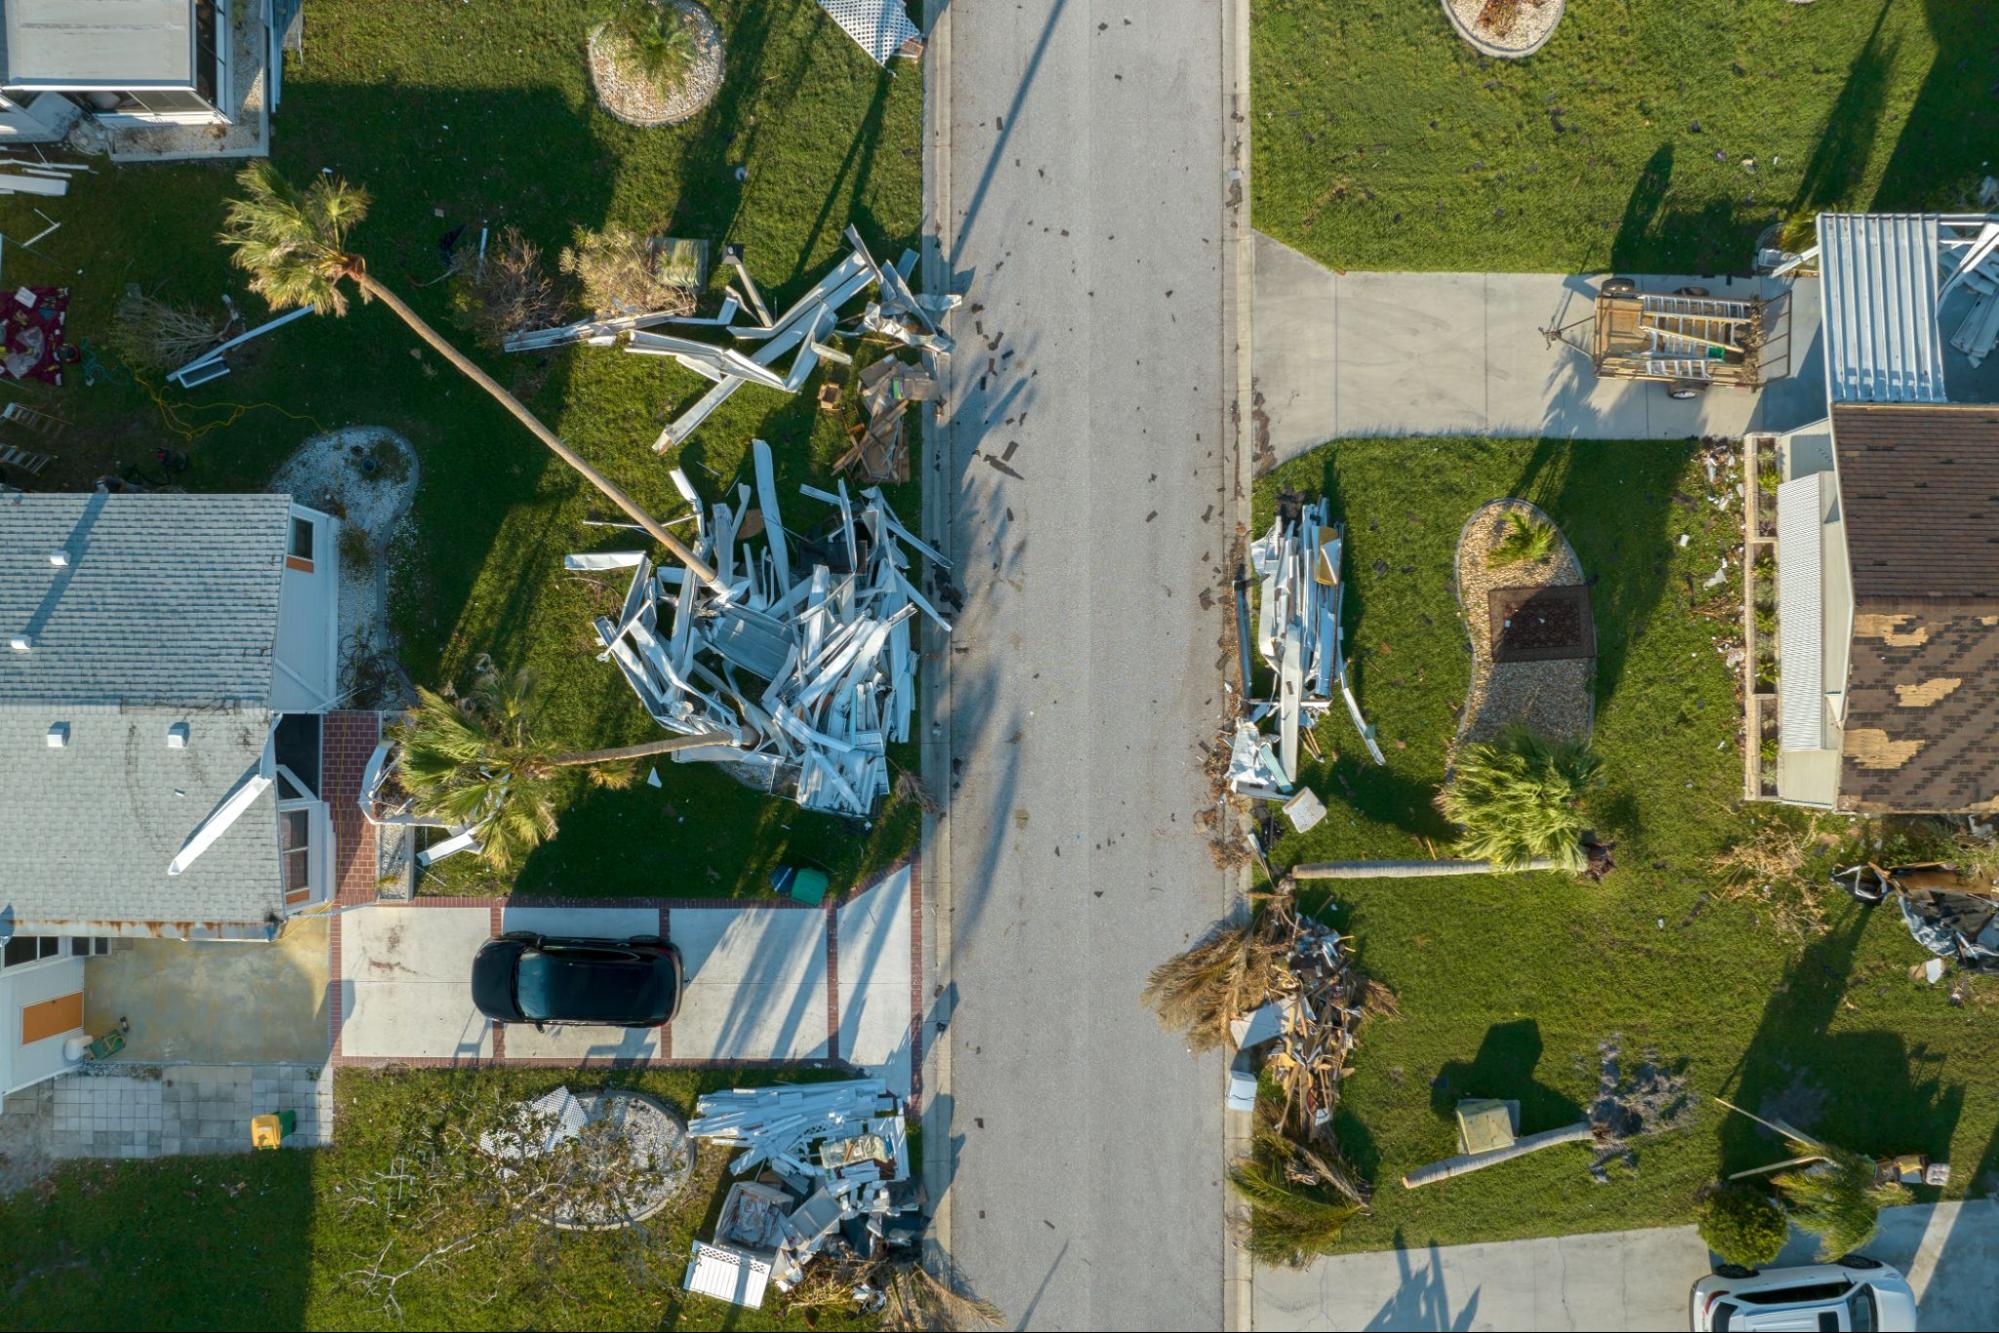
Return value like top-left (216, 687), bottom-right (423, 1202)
top-left (166, 722), bottom-right (189, 750)
top-left (8, 634), bottom-right (29, 652)
top-left (47, 550), bottom-right (68, 567)
top-left (46, 722), bottom-right (68, 748)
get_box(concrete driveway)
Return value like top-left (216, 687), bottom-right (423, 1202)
top-left (1248, 1202), bottom-right (1999, 1331)
top-left (331, 866), bottom-right (916, 1089)
top-left (1252, 231), bottom-right (1828, 465)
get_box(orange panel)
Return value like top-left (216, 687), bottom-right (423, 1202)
top-left (21, 992), bottom-right (83, 1045)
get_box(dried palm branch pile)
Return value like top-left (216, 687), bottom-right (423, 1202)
top-left (1145, 884), bottom-right (1394, 1134)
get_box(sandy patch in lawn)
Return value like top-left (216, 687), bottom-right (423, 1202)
top-left (269, 427), bottom-right (418, 707)
top-left (1452, 499), bottom-right (1593, 749)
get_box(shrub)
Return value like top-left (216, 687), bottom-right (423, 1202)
top-left (606, 0), bottom-right (698, 88)
top-left (108, 290), bottom-right (231, 370)
top-left (1486, 514), bottom-right (1557, 568)
top-left (337, 522), bottom-right (375, 572)
top-left (1775, 1145), bottom-right (1912, 1262)
top-left (1697, 1184), bottom-right (1789, 1269)
top-left (1438, 726), bottom-right (1603, 870)
top-left (449, 226), bottom-right (567, 348)
top-left (559, 226), bottom-right (698, 318)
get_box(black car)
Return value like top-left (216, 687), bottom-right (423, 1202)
top-left (471, 933), bottom-right (683, 1028)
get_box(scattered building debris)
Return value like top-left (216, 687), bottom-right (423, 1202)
top-left (683, 1078), bottom-right (920, 1310)
top-left (1836, 860), bottom-right (1999, 974)
top-left (574, 439), bottom-right (945, 817)
top-left (835, 355), bottom-right (936, 484)
top-left (1230, 493), bottom-right (1383, 804)
top-left (475, 1085), bottom-right (694, 1230)
top-left (817, 0), bottom-right (925, 67)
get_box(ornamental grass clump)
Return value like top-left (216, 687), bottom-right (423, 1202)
top-left (1438, 726), bottom-right (1603, 870)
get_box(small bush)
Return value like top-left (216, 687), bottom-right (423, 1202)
top-left (1775, 1145), bottom-right (1912, 1261)
top-left (449, 226), bottom-right (568, 348)
top-left (108, 290), bottom-right (231, 371)
top-left (606, 0), bottom-right (698, 88)
top-left (1486, 514), bottom-right (1557, 568)
top-left (338, 522), bottom-right (375, 571)
top-left (559, 226), bottom-right (698, 318)
top-left (1697, 1184), bottom-right (1789, 1269)
top-left (1439, 726), bottom-right (1603, 870)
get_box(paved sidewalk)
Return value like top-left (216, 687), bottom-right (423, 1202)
top-left (331, 866), bottom-right (918, 1093)
top-left (1248, 1201), bottom-right (1999, 1331)
top-left (0, 1063), bottom-right (332, 1169)
top-left (1251, 231), bottom-right (1828, 464)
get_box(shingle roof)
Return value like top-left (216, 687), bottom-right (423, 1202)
top-left (1840, 602), bottom-right (1999, 814)
top-left (0, 704), bottom-right (284, 931)
top-left (0, 492), bottom-right (288, 707)
top-left (1832, 403), bottom-right (1999, 601)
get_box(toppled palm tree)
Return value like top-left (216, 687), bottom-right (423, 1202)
top-left (1230, 1128), bottom-right (1368, 1267)
top-left (392, 671), bottom-right (728, 873)
top-left (1774, 1143), bottom-right (1912, 1262)
top-left (1438, 726), bottom-right (1603, 871)
top-left (217, 163), bottom-right (722, 591)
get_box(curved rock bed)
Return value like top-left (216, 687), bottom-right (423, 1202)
top-left (1442, 0), bottom-right (1564, 59)
top-left (589, 1), bottom-right (724, 128)
top-left (1451, 499), bottom-right (1594, 749)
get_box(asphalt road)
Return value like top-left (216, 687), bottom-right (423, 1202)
top-left (925, 3), bottom-right (1240, 1328)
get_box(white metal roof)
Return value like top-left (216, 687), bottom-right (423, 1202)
top-left (1819, 213), bottom-right (1949, 405)
top-left (1777, 474), bottom-right (1828, 751)
top-left (3, 0), bottom-right (195, 90)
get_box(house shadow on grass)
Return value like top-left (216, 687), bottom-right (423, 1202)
top-left (1429, 1018), bottom-right (1586, 1139)
top-left (1717, 903), bottom-right (1965, 1185)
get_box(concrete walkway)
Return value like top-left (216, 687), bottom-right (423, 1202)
top-left (1251, 231), bottom-right (1828, 466)
top-left (1248, 1201), bottom-right (1999, 1331)
top-left (331, 866), bottom-right (918, 1094)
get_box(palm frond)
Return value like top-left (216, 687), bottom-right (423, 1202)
top-left (1439, 726), bottom-right (1603, 870)
top-left (1229, 1150), bottom-right (1365, 1267)
top-left (1142, 914), bottom-right (1283, 1052)
top-left (1773, 1142), bottom-right (1913, 1261)
top-left (218, 163), bottom-right (368, 316)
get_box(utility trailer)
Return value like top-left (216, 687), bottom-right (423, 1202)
top-left (1548, 278), bottom-right (1769, 398)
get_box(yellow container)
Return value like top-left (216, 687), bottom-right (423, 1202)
top-left (251, 1113), bottom-right (285, 1150)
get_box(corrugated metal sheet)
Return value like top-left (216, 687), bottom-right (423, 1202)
top-left (1777, 475), bottom-right (1827, 750)
top-left (1819, 213), bottom-right (1948, 404)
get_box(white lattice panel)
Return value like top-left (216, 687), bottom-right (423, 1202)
top-left (818, 0), bottom-right (920, 67)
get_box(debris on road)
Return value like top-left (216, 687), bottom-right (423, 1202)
top-left (682, 1078), bottom-right (921, 1309)
top-left (573, 438), bottom-right (947, 817)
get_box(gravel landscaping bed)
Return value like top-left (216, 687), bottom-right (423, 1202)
top-left (1441, 0), bottom-right (1563, 59)
top-left (588, 1), bottom-right (724, 128)
top-left (1453, 499), bottom-right (1593, 748)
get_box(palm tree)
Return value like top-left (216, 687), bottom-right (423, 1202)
top-left (392, 671), bottom-right (731, 873)
top-left (217, 162), bottom-right (723, 591)
top-left (1437, 726), bottom-right (1603, 871)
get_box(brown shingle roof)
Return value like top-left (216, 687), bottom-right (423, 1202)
top-left (1832, 404), bottom-right (1999, 600)
top-left (1840, 600), bottom-right (1999, 813)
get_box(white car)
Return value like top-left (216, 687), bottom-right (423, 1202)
top-left (1691, 1259), bottom-right (1917, 1331)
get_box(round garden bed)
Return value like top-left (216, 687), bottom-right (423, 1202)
top-left (1451, 499), bottom-right (1595, 749)
top-left (588, 0), bottom-right (724, 128)
top-left (524, 1090), bottom-right (695, 1231)
top-left (1441, 0), bottom-right (1564, 59)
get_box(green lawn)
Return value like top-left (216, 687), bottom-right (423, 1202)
top-left (0, 0), bottom-right (923, 898)
top-left (1252, 0), bottom-right (1996, 272)
top-left (0, 1068), bottom-right (881, 1331)
top-left (1256, 439), bottom-right (1999, 1251)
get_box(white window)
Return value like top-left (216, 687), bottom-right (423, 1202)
top-left (281, 808), bottom-right (313, 900)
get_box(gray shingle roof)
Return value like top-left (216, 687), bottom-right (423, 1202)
top-left (0, 704), bottom-right (283, 932)
top-left (0, 492), bottom-right (288, 708)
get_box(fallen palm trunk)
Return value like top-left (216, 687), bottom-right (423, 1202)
top-left (1291, 858), bottom-right (1560, 879)
top-left (1401, 1121), bottom-right (1596, 1188)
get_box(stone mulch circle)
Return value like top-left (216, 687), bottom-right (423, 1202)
top-left (537, 1091), bottom-right (695, 1231)
top-left (1450, 499), bottom-right (1595, 750)
top-left (588, 0), bottom-right (724, 129)
top-left (1441, 0), bottom-right (1564, 59)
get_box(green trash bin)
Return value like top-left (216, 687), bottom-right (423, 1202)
top-left (768, 865), bottom-right (830, 906)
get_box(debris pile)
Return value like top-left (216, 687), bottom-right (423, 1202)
top-left (835, 355), bottom-right (937, 484)
top-left (1229, 493), bottom-right (1383, 821)
top-left (1946, 222), bottom-right (1999, 367)
top-left (512, 226), bottom-right (956, 452)
top-left (475, 1085), bottom-right (694, 1229)
top-left (571, 439), bottom-right (946, 817)
top-left (1225, 892), bottom-right (1386, 1134)
top-left (683, 1078), bottom-right (921, 1310)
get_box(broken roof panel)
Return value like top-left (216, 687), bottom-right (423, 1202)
top-left (4, 0), bottom-right (196, 90)
top-left (1819, 213), bottom-right (1949, 405)
top-left (0, 492), bottom-right (289, 708)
